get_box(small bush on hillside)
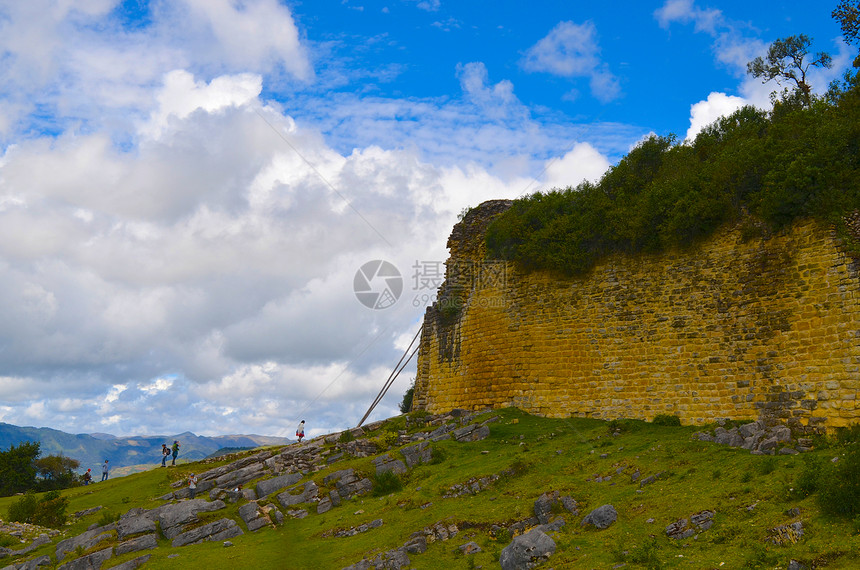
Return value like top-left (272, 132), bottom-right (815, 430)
top-left (757, 456), bottom-right (777, 476)
top-left (97, 511), bottom-right (120, 527)
top-left (0, 535), bottom-right (16, 548)
top-left (8, 490), bottom-right (69, 528)
top-left (652, 414), bottom-right (681, 426)
top-left (372, 471), bottom-right (403, 496)
top-left (504, 458), bottom-right (530, 478)
top-left (793, 454), bottom-right (830, 499)
top-left (399, 381), bottom-right (415, 414)
top-left (627, 537), bottom-right (664, 570)
top-left (371, 430), bottom-right (398, 450)
top-left (338, 430), bottom-right (355, 444)
top-left (818, 444), bottom-right (860, 517)
top-left (7, 492), bottom-right (38, 524)
top-left (745, 543), bottom-right (780, 568)
top-left (835, 424), bottom-right (860, 446)
top-left (428, 445), bottom-right (446, 465)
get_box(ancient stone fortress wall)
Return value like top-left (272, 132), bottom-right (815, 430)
top-left (413, 201), bottom-right (860, 431)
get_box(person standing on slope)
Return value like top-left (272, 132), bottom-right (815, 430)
top-left (188, 473), bottom-right (198, 499)
top-left (296, 420), bottom-right (305, 443)
top-left (171, 440), bottom-right (180, 466)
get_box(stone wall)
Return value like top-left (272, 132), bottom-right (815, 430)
top-left (413, 201), bottom-right (860, 431)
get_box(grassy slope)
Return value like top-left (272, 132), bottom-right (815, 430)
top-left (1, 408), bottom-right (858, 569)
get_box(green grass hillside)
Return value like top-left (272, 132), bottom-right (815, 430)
top-left (1, 408), bottom-right (859, 569)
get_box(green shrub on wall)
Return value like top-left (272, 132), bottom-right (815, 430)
top-left (652, 414), bottom-right (682, 426)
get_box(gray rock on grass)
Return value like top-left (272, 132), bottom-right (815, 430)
top-left (56, 546), bottom-right (112, 570)
top-left (580, 504), bottom-right (617, 529)
top-left (256, 473), bottom-right (303, 499)
top-left (499, 529), bottom-right (556, 570)
top-left (115, 533), bottom-right (158, 556)
top-left (401, 442), bottom-right (433, 468)
top-left (171, 518), bottom-right (243, 547)
top-left (372, 454), bottom-right (407, 476)
top-left (55, 528), bottom-right (114, 561)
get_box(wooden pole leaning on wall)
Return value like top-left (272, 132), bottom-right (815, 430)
top-left (356, 326), bottom-right (422, 428)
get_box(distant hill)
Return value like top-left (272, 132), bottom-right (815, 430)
top-left (0, 423), bottom-right (292, 474)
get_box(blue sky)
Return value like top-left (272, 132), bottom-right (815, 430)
top-left (0, 0), bottom-right (853, 439)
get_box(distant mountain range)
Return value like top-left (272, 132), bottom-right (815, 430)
top-left (0, 422), bottom-right (292, 475)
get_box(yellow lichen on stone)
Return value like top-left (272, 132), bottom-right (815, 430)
top-left (413, 202), bottom-right (860, 432)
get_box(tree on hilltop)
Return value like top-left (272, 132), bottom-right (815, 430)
top-left (833, 0), bottom-right (860, 66)
top-left (747, 34), bottom-right (832, 106)
top-left (34, 454), bottom-right (80, 490)
top-left (0, 441), bottom-right (41, 496)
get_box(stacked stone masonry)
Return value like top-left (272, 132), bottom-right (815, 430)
top-left (414, 201), bottom-right (860, 431)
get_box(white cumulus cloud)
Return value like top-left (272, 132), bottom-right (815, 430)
top-left (685, 92), bottom-right (747, 141)
top-left (521, 20), bottom-right (621, 103)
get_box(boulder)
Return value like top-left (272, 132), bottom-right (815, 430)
top-left (115, 533), bottom-right (158, 556)
top-left (335, 474), bottom-right (373, 500)
top-left (116, 514), bottom-right (156, 540)
top-left (536, 517), bottom-right (566, 534)
top-left (666, 510), bottom-right (714, 539)
top-left (14, 555), bottom-right (52, 569)
top-left (402, 535), bottom-right (427, 554)
top-left (55, 528), bottom-right (113, 561)
top-left (214, 462), bottom-right (266, 489)
top-left (372, 454), bottom-right (407, 476)
top-left (56, 546), bottom-right (112, 570)
top-left (317, 496), bottom-right (333, 514)
top-left (499, 529), bottom-right (556, 570)
top-left (561, 496), bottom-right (578, 515)
top-left (665, 518), bottom-right (695, 540)
top-left (580, 505), bottom-right (617, 530)
top-left (401, 442), bottom-right (432, 468)
top-left (428, 424), bottom-right (456, 441)
top-left (739, 421), bottom-right (763, 438)
top-left (277, 481), bottom-right (319, 508)
top-left (452, 424), bottom-right (490, 442)
top-left (533, 491), bottom-right (559, 525)
top-left (256, 473), bottom-right (303, 499)
top-left (459, 541), bottom-right (482, 554)
top-left (239, 502), bottom-right (270, 532)
top-left (690, 510), bottom-right (715, 531)
top-left (324, 468), bottom-right (354, 486)
top-left (171, 518), bottom-right (243, 547)
top-left (158, 499), bottom-right (227, 540)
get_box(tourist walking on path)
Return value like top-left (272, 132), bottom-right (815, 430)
top-left (161, 444), bottom-right (170, 467)
top-left (101, 460), bottom-right (109, 481)
top-left (171, 440), bottom-right (180, 466)
top-left (188, 473), bottom-right (198, 499)
top-left (296, 420), bottom-right (305, 443)
top-left (83, 469), bottom-right (92, 485)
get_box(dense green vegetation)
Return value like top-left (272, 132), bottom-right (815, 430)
top-left (0, 442), bottom-right (81, 497)
top-left (7, 490), bottom-right (70, 528)
top-left (487, 20), bottom-right (860, 277)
